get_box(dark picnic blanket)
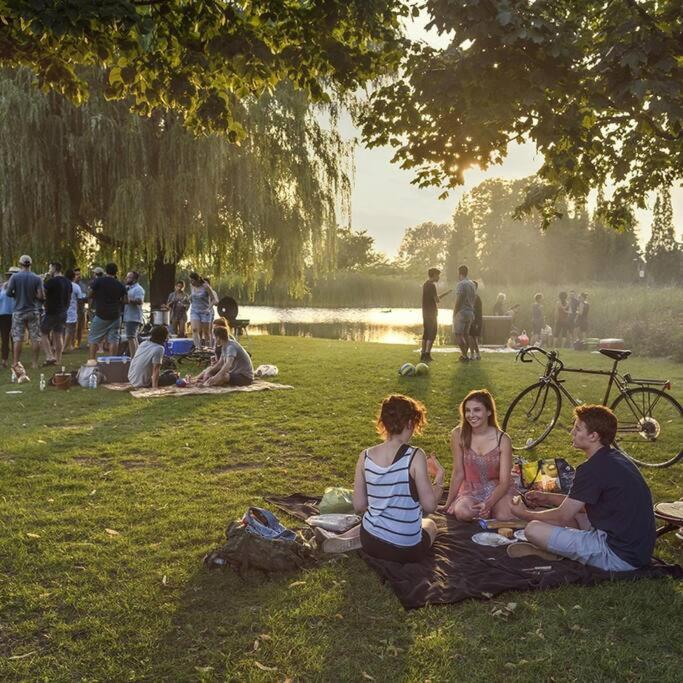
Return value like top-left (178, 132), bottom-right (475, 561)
top-left (265, 493), bottom-right (683, 610)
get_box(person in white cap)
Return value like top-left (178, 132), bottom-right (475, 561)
top-left (6, 255), bottom-right (44, 369)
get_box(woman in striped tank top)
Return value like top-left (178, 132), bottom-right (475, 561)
top-left (444, 389), bottom-right (517, 521)
top-left (351, 394), bottom-right (445, 563)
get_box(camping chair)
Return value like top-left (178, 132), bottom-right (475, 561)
top-left (217, 296), bottom-right (250, 337)
top-left (654, 501), bottom-right (683, 541)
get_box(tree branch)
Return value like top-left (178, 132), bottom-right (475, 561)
top-left (77, 219), bottom-right (124, 248)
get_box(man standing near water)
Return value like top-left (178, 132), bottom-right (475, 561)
top-left (453, 264), bottom-right (476, 361)
top-left (421, 268), bottom-right (450, 362)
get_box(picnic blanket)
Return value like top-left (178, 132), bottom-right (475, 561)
top-left (103, 380), bottom-right (293, 398)
top-left (265, 493), bottom-right (683, 610)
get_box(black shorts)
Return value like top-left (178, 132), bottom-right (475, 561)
top-left (41, 312), bottom-right (67, 334)
top-left (470, 322), bottom-right (482, 337)
top-left (422, 314), bottom-right (438, 341)
top-left (360, 525), bottom-right (431, 563)
top-left (228, 373), bottom-right (253, 387)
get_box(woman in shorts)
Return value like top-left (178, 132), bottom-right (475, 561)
top-left (189, 272), bottom-right (217, 349)
top-left (347, 394), bottom-right (445, 562)
top-left (444, 389), bottom-right (516, 521)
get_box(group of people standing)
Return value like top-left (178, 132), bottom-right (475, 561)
top-left (0, 256), bottom-right (253, 389)
top-left (421, 264), bottom-right (483, 363)
top-left (343, 391), bottom-right (655, 574)
top-left (421, 267), bottom-right (591, 357)
top-left (0, 256), bottom-right (90, 369)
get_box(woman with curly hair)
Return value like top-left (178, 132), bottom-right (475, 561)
top-left (444, 389), bottom-right (516, 521)
top-left (328, 394), bottom-right (445, 560)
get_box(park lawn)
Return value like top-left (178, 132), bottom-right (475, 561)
top-left (0, 336), bottom-right (681, 682)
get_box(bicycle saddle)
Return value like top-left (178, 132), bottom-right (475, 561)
top-left (599, 349), bottom-right (632, 361)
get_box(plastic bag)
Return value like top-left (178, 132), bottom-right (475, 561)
top-left (255, 364), bottom-right (279, 378)
top-left (306, 514), bottom-right (360, 533)
top-left (318, 486), bottom-right (355, 514)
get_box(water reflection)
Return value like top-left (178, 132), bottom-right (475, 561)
top-left (239, 307), bottom-right (454, 345)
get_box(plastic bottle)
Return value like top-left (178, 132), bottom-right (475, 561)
top-left (88, 372), bottom-right (98, 389)
top-left (11, 369), bottom-right (16, 383)
top-left (39, 373), bottom-right (46, 391)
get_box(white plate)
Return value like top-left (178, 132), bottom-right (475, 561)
top-left (471, 532), bottom-right (515, 547)
top-left (514, 529), bottom-right (527, 542)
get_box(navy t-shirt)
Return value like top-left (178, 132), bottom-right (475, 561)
top-left (90, 276), bottom-right (127, 321)
top-left (44, 275), bottom-right (72, 315)
top-left (569, 446), bottom-right (655, 567)
top-left (422, 281), bottom-right (438, 317)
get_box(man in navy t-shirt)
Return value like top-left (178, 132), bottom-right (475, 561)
top-left (511, 404), bottom-right (656, 571)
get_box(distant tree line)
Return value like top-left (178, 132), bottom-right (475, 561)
top-left (339, 177), bottom-right (681, 286)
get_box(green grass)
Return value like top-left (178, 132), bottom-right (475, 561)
top-left (1, 337), bottom-right (681, 682)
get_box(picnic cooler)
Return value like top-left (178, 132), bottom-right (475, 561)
top-left (96, 355), bottom-right (131, 383)
top-left (481, 315), bottom-right (513, 345)
top-left (166, 338), bottom-right (194, 356)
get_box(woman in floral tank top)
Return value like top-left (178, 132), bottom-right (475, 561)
top-left (444, 389), bottom-right (517, 521)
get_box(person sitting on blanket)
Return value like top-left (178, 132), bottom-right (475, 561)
top-left (127, 325), bottom-right (169, 389)
top-left (510, 404), bottom-right (656, 571)
top-left (349, 394), bottom-right (445, 563)
top-left (194, 326), bottom-right (253, 387)
top-left (443, 389), bottom-right (516, 521)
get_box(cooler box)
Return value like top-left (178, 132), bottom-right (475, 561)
top-left (482, 315), bottom-right (513, 345)
top-left (165, 338), bottom-right (194, 356)
top-left (96, 356), bottom-right (131, 383)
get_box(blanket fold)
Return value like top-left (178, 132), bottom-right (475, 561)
top-left (265, 493), bottom-right (683, 610)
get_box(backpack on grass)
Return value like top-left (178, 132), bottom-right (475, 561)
top-left (203, 507), bottom-right (316, 575)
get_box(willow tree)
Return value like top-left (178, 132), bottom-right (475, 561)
top-left (0, 68), bottom-right (351, 302)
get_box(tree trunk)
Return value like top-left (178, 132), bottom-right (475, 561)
top-left (149, 251), bottom-right (177, 308)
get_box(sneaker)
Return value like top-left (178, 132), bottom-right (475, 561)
top-left (506, 542), bottom-right (562, 561)
top-left (475, 353), bottom-right (481, 361)
top-left (458, 355), bottom-right (470, 362)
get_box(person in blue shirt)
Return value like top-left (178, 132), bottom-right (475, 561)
top-left (123, 271), bottom-right (145, 357)
top-left (0, 266), bottom-right (19, 367)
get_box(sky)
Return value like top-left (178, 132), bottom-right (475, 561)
top-left (346, 17), bottom-right (683, 258)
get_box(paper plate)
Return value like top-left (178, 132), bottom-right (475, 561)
top-left (471, 532), bottom-right (515, 547)
top-left (514, 529), bottom-right (527, 542)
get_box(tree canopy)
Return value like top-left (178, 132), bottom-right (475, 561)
top-left (444, 177), bottom-right (641, 284)
top-left (0, 68), bottom-right (351, 300)
top-left (361, 0), bottom-right (683, 228)
top-left (1, 0), bottom-right (409, 137)
top-left (397, 221), bottom-right (451, 275)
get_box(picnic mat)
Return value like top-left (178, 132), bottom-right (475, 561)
top-left (103, 380), bottom-right (293, 398)
top-left (265, 493), bottom-right (683, 610)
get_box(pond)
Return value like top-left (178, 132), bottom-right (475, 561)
top-left (238, 306), bottom-right (457, 345)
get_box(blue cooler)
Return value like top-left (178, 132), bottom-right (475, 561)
top-left (96, 355), bottom-right (131, 383)
top-left (165, 339), bottom-right (194, 356)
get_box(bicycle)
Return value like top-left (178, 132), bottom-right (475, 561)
top-left (502, 346), bottom-right (682, 468)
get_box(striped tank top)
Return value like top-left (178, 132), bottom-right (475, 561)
top-left (362, 444), bottom-right (422, 547)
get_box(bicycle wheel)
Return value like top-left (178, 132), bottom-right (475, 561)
top-left (610, 388), bottom-right (683, 467)
top-left (503, 382), bottom-right (562, 450)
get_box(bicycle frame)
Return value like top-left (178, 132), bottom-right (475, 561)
top-left (533, 350), bottom-right (670, 424)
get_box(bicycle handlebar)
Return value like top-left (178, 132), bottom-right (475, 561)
top-left (516, 346), bottom-right (564, 373)
top-left (515, 345), bottom-right (548, 362)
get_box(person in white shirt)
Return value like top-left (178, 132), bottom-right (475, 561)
top-left (128, 325), bottom-right (168, 388)
top-left (64, 269), bottom-right (82, 353)
top-left (123, 271), bottom-right (145, 357)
